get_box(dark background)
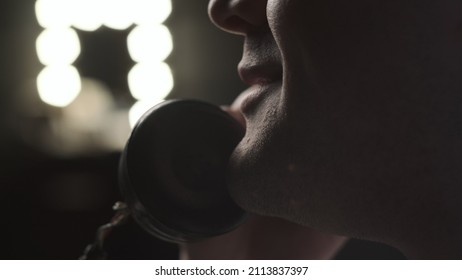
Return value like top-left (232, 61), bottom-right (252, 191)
top-left (0, 0), bottom-right (404, 260)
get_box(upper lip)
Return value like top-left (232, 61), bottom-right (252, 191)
top-left (238, 35), bottom-right (283, 86)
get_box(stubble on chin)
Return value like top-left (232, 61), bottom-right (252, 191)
top-left (225, 107), bottom-right (300, 220)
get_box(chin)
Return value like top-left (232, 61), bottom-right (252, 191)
top-left (226, 137), bottom-right (267, 215)
top-left (225, 127), bottom-right (303, 222)
top-left (226, 124), bottom-right (377, 238)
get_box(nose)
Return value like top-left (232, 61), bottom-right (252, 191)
top-left (208, 0), bottom-right (267, 35)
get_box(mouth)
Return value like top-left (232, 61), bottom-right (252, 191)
top-left (237, 61), bottom-right (283, 114)
top-left (238, 61), bottom-right (282, 86)
top-left (238, 61), bottom-right (282, 116)
top-left (236, 30), bottom-right (284, 115)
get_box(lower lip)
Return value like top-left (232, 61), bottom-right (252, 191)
top-left (240, 82), bottom-right (281, 115)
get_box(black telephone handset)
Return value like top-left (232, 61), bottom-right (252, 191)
top-left (119, 99), bottom-right (247, 243)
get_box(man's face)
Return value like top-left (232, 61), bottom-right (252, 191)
top-left (209, 0), bottom-right (462, 246)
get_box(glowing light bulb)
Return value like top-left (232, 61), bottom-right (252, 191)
top-left (36, 27), bottom-right (81, 66)
top-left (101, 0), bottom-right (134, 30)
top-left (37, 65), bottom-right (82, 107)
top-left (35, 0), bottom-right (73, 28)
top-left (127, 24), bottom-right (173, 63)
top-left (128, 62), bottom-right (174, 101)
top-left (70, 0), bottom-right (103, 31)
top-left (129, 100), bottom-right (163, 128)
top-left (132, 0), bottom-right (172, 25)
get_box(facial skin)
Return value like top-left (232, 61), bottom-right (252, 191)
top-left (209, 0), bottom-right (462, 258)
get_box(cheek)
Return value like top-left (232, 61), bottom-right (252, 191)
top-left (269, 0), bottom-right (414, 84)
top-left (264, 0), bottom-right (446, 229)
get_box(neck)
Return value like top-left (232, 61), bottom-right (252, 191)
top-left (398, 201), bottom-right (462, 259)
top-left (402, 237), bottom-right (462, 260)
